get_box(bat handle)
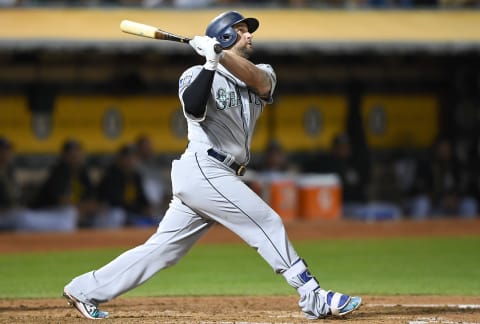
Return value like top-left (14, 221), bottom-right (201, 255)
top-left (185, 37), bottom-right (223, 54)
top-left (213, 44), bottom-right (223, 54)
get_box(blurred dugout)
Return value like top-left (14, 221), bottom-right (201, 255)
top-left (0, 8), bottom-right (479, 222)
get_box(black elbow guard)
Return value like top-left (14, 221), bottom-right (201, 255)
top-left (182, 69), bottom-right (215, 118)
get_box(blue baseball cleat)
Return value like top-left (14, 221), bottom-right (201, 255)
top-left (326, 290), bottom-right (362, 316)
top-left (63, 290), bottom-right (109, 319)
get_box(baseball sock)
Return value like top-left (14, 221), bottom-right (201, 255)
top-left (282, 258), bottom-right (330, 319)
top-left (282, 258), bottom-right (320, 292)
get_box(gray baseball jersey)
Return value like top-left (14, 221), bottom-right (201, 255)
top-left (179, 63), bottom-right (276, 164)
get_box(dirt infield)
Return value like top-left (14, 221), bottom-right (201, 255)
top-left (1, 295), bottom-right (480, 323)
top-left (1, 219), bottom-right (480, 323)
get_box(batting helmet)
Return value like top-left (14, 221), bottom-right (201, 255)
top-left (206, 11), bottom-right (259, 49)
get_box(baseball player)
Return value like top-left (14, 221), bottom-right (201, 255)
top-left (63, 11), bottom-right (361, 320)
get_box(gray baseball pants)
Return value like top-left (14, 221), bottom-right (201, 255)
top-left (65, 151), bottom-right (299, 303)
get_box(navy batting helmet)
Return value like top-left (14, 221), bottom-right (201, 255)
top-left (206, 11), bottom-right (259, 49)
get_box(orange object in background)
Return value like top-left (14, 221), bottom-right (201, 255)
top-left (297, 174), bottom-right (342, 220)
top-left (268, 179), bottom-right (298, 221)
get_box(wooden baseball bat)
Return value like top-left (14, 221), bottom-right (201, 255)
top-left (120, 20), bottom-right (222, 54)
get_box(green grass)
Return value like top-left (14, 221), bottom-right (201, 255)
top-left (0, 236), bottom-right (479, 298)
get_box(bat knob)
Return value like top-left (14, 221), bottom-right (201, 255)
top-left (214, 44), bottom-right (223, 54)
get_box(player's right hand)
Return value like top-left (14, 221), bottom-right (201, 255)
top-left (189, 36), bottom-right (223, 71)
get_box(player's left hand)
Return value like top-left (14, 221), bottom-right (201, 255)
top-left (189, 36), bottom-right (223, 71)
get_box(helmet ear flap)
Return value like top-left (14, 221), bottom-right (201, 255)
top-left (217, 26), bottom-right (238, 48)
top-left (221, 33), bottom-right (231, 42)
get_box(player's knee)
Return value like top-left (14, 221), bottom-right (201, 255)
top-left (268, 212), bottom-right (285, 231)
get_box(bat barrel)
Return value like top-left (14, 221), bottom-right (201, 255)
top-left (120, 20), bottom-right (157, 39)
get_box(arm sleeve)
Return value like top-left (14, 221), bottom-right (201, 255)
top-left (179, 66), bottom-right (214, 121)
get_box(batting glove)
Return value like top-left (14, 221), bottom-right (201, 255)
top-left (189, 36), bottom-right (223, 71)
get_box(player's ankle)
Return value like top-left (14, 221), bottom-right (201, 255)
top-left (282, 259), bottom-right (320, 294)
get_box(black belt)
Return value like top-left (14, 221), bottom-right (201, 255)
top-left (207, 148), bottom-right (246, 176)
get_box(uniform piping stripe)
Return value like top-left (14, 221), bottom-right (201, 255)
top-left (195, 153), bottom-right (289, 266)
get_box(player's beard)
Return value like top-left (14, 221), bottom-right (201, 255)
top-left (230, 41), bottom-right (253, 59)
top-left (235, 46), bottom-right (253, 59)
